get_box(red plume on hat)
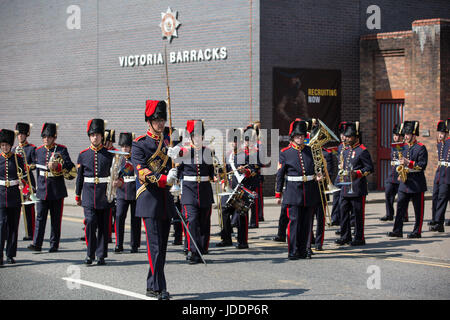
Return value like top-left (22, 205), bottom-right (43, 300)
top-left (288, 118), bottom-right (305, 136)
top-left (186, 119), bottom-right (204, 136)
top-left (145, 100), bottom-right (167, 122)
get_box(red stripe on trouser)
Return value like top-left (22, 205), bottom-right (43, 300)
top-left (255, 197), bottom-right (259, 226)
top-left (114, 219), bottom-right (118, 246)
top-left (418, 192), bottom-right (424, 234)
top-left (362, 196), bottom-right (366, 240)
top-left (142, 218), bottom-right (154, 274)
top-left (84, 218), bottom-right (88, 248)
top-left (31, 205), bottom-right (35, 237)
top-left (321, 207), bottom-right (326, 246)
top-left (286, 205), bottom-right (291, 253)
top-left (60, 199), bottom-right (64, 228)
top-left (184, 205), bottom-right (190, 251)
top-left (205, 207), bottom-right (212, 252)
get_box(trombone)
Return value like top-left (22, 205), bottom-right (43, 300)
top-left (14, 148), bottom-right (38, 237)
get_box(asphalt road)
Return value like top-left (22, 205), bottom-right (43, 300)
top-left (0, 199), bottom-right (449, 301)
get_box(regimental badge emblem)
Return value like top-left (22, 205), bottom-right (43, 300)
top-left (160, 7), bottom-right (181, 43)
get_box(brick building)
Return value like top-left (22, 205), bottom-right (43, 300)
top-left (1, 1), bottom-right (449, 194)
top-left (361, 18), bottom-right (450, 189)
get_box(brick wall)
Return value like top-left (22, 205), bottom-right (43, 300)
top-left (361, 19), bottom-right (450, 189)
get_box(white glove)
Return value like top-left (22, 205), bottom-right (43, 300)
top-left (167, 146), bottom-right (181, 160)
top-left (167, 168), bottom-right (178, 185)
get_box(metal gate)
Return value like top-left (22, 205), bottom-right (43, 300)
top-left (377, 100), bottom-right (404, 190)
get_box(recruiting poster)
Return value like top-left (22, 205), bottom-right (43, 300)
top-left (273, 67), bottom-right (341, 147)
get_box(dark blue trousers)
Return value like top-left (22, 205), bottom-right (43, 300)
top-left (83, 207), bottom-right (109, 259)
top-left (115, 199), bottom-right (140, 249)
top-left (34, 199), bottom-right (64, 249)
top-left (0, 206), bottom-right (20, 259)
top-left (142, 216), bottom-right (171, 292)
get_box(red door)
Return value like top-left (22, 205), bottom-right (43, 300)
top-left (377, 100), bottom-right (404, 190)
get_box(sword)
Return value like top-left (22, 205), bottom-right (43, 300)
top-left (174, 205), bottom-right (207, 266)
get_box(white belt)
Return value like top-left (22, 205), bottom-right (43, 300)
top-left (183, 176), bottom-right (210, 182)
top-left (36, 164), bottom-right (48, 170)
top-left (438, 161), bottom-right (450, 167)
top-left (39, 170), bottom-right (57, 178)
top-left (391, 160), bottom-right (401, 166)
top-left (287, 175), bottom-right (315, 182)
top-left (123, 176), bottom-right (136, 183)
top-left (0, 179), bottom-right (19, 187)
top-left (84, 177), bottom-right (110, 184)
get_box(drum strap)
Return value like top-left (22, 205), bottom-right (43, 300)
top-left (229, 152), bottom-right (244, 183)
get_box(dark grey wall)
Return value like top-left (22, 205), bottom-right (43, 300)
top-left (0, 0), bottom-right (260, 163)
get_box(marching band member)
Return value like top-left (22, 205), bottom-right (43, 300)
top-left (330, 122), bottom-right (348, 227)
top-left (380, 124), bottom-right (405, 222)
top-left (335, 122), bottom-right (374, 246)
top-left (430, 119), bottom-right (449, 232)
top-left (388, 121), bottom-right (428, 239)
top-left (132, 100), bottom-right (177, 300)
top-left (276, 119), bottom-right (321, 260)
top-left (171, 120), bottom-right (215, 264)
top-left (76, 119), bottom-right (114, 265)
top-left (243, 125), bottom-right (263, 229)
top-left (114, 132), bottom-right (141, 253)
top-left (104, 129), bottom-right (117, 244)
top-left (216, 128), bottom-right (242, 247)
top-left (28, 123), bottom-right (76, 253)
top-left (13, 122), bottom-right (36, 240)
top-left (0, 129), bottom-right (25, 265)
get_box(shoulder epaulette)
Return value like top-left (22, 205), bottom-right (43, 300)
top-left (57, 144), bottom-right (67, 148)
top-left (79, 148), bottom-right (89, 154)
top-left (134, 135), bottom-right (146, 142)
top-left (281, 146), bottom-right (291, 152)
top-left (36, 145), bottom-right (45, 150)
top-left (417, 142), bottom-right (424, 147)
top-left (359, 144), bottom-right (367, 150)
top-left (28, 144), bottom-right (36, 148)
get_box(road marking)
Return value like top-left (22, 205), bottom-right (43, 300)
top-left (62, 277), bottom-right (156, 300)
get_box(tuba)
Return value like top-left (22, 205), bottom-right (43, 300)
top-left (308, 119), bottom-right (341, 225)
top-left (106, 150), bottom-right (129, 203)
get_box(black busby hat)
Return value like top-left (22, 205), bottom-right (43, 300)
top-left (186, 120), bottom-right (205, 137)
top-left (87, 119), bottom-right (105, 136)
top-left (437, 120), bottom-right (448, 133)
top-left (401, 121), bottom-right (419, 136)
top-left (0, 129), bottom-right (16, 146)
top-left (118, 132), bottom-right (134, 147)
top-left (227, 128), bottom-right (243, 143)
top-left (393, 124), bottom-right (404, 135)
top-left (338, 121), bottom-right (348, 134)
top-left (104, 129), bottom-right (115, 143)
top-left (243, 124), bottom-right (258, 141)
top-left (16, 122), bottom-right (32, 136)
top-left (41, 123), bottom-right (58, 138)
top-left (145, 100), bottom-right (167, 122)
top-left (289, 118), bottom-right (308, 138)
top-left (343, 121), bottom-right (360, 137)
